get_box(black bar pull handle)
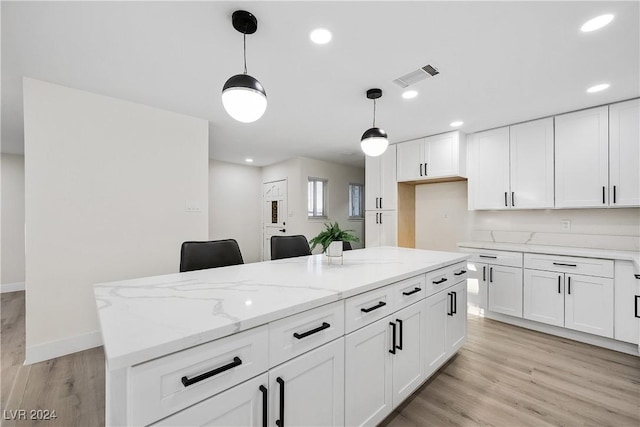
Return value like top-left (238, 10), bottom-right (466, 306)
top-left (483, 266), bottom-right (486, 282)
top-left (512, 192), bottom-right (515, 207)
top-left (558, 276), bottom-right (562, 294)
top-left (479, 255), bottom-right (497, 259)
top-left (433, 277), bottom-right (448, 285)
top-left (380, 197), bottom-right (383, 209)
top-left (454, 270), bottom-right (467, 276)
top-left (613, 185), bottom-right (617, 204)
top-left (490, 267), bottom-right (493, 283)
top-left (567, 276), bottom-right (572, 295)
top-left (380, 213), bottom-right (383, 224)
top-left (402, 287), bottom-right (422, 296)
top-left (375, 197), bottom-right (379, 209)
top-left (635, 274), bottom-right (640, 280)
top-left (602, 186), bottom-right (606, 204)
top-left (389, 322), bottom-right (397, 354)
top-left (447, 293), bottom-right (453, 316)
top-left (259, 385), bottom-right (268, 427)
top-left (504, 192), bottom-right (508, 207)
top-left (276, 377), bottom-right (285, 427)
top-left (361, 301), bottom-right (387, 313)
top-left (293, 322), bottom-right (330, 339)
top-left (553, 262), bottom-right (577, 267)
top-left (376, 213), bottom-right (380, 224)
top-left (452, 291), bottom-right (457, 314)
top-left (425, 163), bottom-right (428, 176)
top-left (181, 356), bottom-right (242, 387)
top-left (420, 163), bottom-right (423, 176)
top-left (396, 318), bottom-right (403, 350)
top-left (635, 295), bottom-right (640, 319)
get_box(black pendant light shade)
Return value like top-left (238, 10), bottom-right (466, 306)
top-left (360, 88), bottom-right (389, 157)
top-left (221, 10), bottom-right (267, 123)
top-left (361, 127), bottom-right (388, 141)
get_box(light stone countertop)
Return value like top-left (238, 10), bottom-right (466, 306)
top-left (457, 241), bottom-right (640, 270)
top-left (94, 247), bottom-right (468, 370)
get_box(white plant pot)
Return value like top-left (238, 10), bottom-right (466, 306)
top-left (327, 241), bottom-right (343, 257)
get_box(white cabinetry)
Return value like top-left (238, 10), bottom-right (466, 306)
top-left (365, 210), bottom-right (397, 248)
top-left (269, 338), bottom-right (344, 427)
top-left (365, 145), bottom-right (397, 211)
top-left (523, 269), bottom-right (564, 327)
top-left (614, 261), bottom-right (640, 345)
top-left (555, 106), bottom-right (609, 208)
top-left (565, 274), bottom-right (613, 337)
top-left (609, 99), bottom-right (640, 207)
top-left (487, 265), bottom-right (523, 317)
top-left (469, 119), bottom-right (554, 210)
top-left (396, 131), bottom-right (466, 182)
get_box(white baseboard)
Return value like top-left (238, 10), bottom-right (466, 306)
top-left (1, 282), bottom-right (25, 293)
top-left (24, 330), bottom-right (103, 365)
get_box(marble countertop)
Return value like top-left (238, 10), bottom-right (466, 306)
top-left (95, 247), bottom-right (468, 370)
top-left (457, 241), bottom-right (640, 270)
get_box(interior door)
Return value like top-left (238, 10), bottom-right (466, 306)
top-left (263, 180), bottom-right (288, 261)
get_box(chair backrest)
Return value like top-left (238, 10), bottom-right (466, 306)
top-left (271, 235), bottom-right (312, 260)
top-left (342, 241), bottom-right (353, 251)
top-left (180, 239), bottom-right (244, 272)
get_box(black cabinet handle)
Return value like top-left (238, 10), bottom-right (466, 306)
top-left (635, 274), bottom-right (640, 280)
top-left (479, 255), bottom-right (497, 259)
top-left (567, 276), bottom-right (571, 295)
top-left (396, 318), bottom-right (403, 350)
top-left (276, 377), bottom-right (285, 427)
top-left (376, 212), bottom-right (380, 224)
top-left (452, 291), bottom-right (457, 314)
top-left (380, 213), bottom-right (383, 224)
top-left (389, 322), bottom-right (397, 354)
top-left (181, 356), bottom-right (242, 387)
top-left (558, 276), bottom-right (562, 294)
top-left (259, 385), bottom-right (268, 427)
top-left (483, 266), bottom-right (486, 282)
top-left (420, 163), bottom-right (423, 176)
top-left (361, 301), bottom-right (387, 313)
top-left (375, 197), bottom-right (379, 209)
top-left (293, 322), bottom-right (330, 339)
top-left (504, 192), bottom-right (508, 207)
top-left (425, 163), bottom-right (428, 176)
top-left (402, 287), bottom-right (422, 296)
top-left (602, 186), bottom-right (606, 204)
top-left (512, 192), bottom-right (515, 207)
top-left (433, 277), bottom-right (448, 285)
top-left (635, 295), bottom-right (640, 319)
top-left (454, 270), bottom-right (467, 276)
top-left (613, 185), bottom-right (617, 204)
top-left (447, 293), bottom-right (453, 316)
top-left (489, 267), bottom-right (493, 283)
top-left (380, 198), bottom-right (383, 209)
top-left (553, 262), bottom-right (577, 267)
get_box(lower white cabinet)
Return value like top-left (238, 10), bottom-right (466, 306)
top-left (425, 280), bottom-right (467, 378)
top-left (153, 374), bottom-right (269, 426)
top-left (269, 338), bottom-right (345, 427)
top-left (614, 261), bottom-right (640, 344)
top-left (365, 210), bottom-right (397, 248)
top-left (524, 269), bottom-right (565, 327)
top-left (565, 274), bottom-right (613, 338)
top-left (345, 301), bottom-right (426, 426)
top-left (487, 265), bottom-right (523, 317)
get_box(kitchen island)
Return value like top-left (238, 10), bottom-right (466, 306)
top-left (95, 246), bottom-right (469, 426)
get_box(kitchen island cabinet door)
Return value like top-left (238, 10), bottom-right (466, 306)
top-left (268, 338), bottom-right (344, 427)
top-left (391, 301), bottom-right (426, 407)
top-left (447, 280), bottom-right (467, 353)
top-left (424, 292), bottom-right (448, 378)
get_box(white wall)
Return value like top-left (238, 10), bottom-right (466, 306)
top-left (23, 78), bottom-right (208, 363)
top-left (415, 181), bottom-right (640, 252)
top-left (209, 159), bottom-right (262, 263)
top-left (1, 154), bottom-right (25, 290)
top-left (262, 157), bottom-right (365, 256)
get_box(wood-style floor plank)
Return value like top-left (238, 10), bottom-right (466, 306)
top-left (2, 292), bottom-right (639, 426)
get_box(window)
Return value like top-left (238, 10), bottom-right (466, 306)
top-left (349, 183), bottom-right (364, 219)
top-left (308, 177), bottom-right (327, 218)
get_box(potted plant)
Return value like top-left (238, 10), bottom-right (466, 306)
top-left (309, 221), bottom-right (360, 257)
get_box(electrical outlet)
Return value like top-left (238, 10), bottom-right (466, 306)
top-left (561, 219), bottom-right (571, 231)
top-left (185, 201), bottom-right (202, 212)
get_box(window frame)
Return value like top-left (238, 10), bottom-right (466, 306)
top-left (308, 177), bottom-right (328, 219)
top-left (348, 183), bottom-right (365, 220)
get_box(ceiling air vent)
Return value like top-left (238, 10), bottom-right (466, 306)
top-left (392, 64), bottom-right (440, 88)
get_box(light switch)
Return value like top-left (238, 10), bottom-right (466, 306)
top-left (561, 219), bottom-right (571, 231)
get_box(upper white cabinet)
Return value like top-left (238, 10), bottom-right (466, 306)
top-left (365, 145), bottom-right (397, 211)
top-left (609, 99), bottom-right (640, 207)
top-left (555, 106), bottom-right (609, 208)
top-left (396, 131), bottom-right (466, 182)
top-left (469, 119), bottom-right (554, 210)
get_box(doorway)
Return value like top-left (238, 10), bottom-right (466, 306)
top-left (262, 179), bottom-right (288, 261)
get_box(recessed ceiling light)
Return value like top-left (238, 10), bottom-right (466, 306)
top-left (450, 121), bottom-right (464, 127)
top-left (581, 14), bottom-right (614, 32)
top-left (402, 90), bottom-right (418, 99)
top-left (586, 83), bottom-right (610, 93)
top-left (245, 158), bottom-right (254, 163)
top-left (310, 28), bottom-right (332, 44)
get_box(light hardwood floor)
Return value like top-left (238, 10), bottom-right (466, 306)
top-left (1, 291), bottom-right (639, 426)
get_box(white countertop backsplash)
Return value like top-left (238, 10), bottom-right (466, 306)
top-left (95, 247), bottom-right (468, 370)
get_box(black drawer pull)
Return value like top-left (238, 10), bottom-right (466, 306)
top-left (276, 377), bottom-right (285, 427)
top-left (553, 262), bottom-right (577, 267)
top-left (479, 255), bottom-right (497, 259)
top-left (635, 296), bottom-right (640, 319)
top-left (259, 385), bottom-right (268, 427)
top-left (181, 356), bottom-right (242, 387)
top-left (389, 322), bottom-right (397, 354)
top-left (634, 274), bottom-right (639, 280)
top-left (402, 287), bottom-right (422, 296)
top-left (361, 301), bottom-right (387, 313)
top-left (293, 322), bottom-right (330, 339)
top-left (454, 270), bottom-right (467, 276)
top-left (432, 277), bottom-right (448, 285)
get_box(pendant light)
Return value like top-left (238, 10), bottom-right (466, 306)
top-left (360, 88), bottom-right (389, 157)
top-left (222, 10), bottom-right (267, 123)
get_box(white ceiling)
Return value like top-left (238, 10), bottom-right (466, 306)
top-left (2, 1), bottom-right (638, 167)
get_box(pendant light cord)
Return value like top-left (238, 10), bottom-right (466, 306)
top-left (243, 33), bottom-right (248, 74)
top-left (372, 99), bottom-right (376, 127)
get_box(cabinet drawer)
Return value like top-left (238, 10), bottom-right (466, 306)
top-left (451, 262), bottom-right (468, 283)
top-left (425, 262), bottom-right (466, 296)
top-left (345, 285), bottom-right (394, 333)
top-left (524, 253), bottom-right (614, 278)
top-left (269, 300), bottom-right (344, 367)
top-left (392, 274), bottom-right (426, 311)
top-left (130, 325), bottom-right (268, 426)
top-left (462, 248), bottom-right (523, 268)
